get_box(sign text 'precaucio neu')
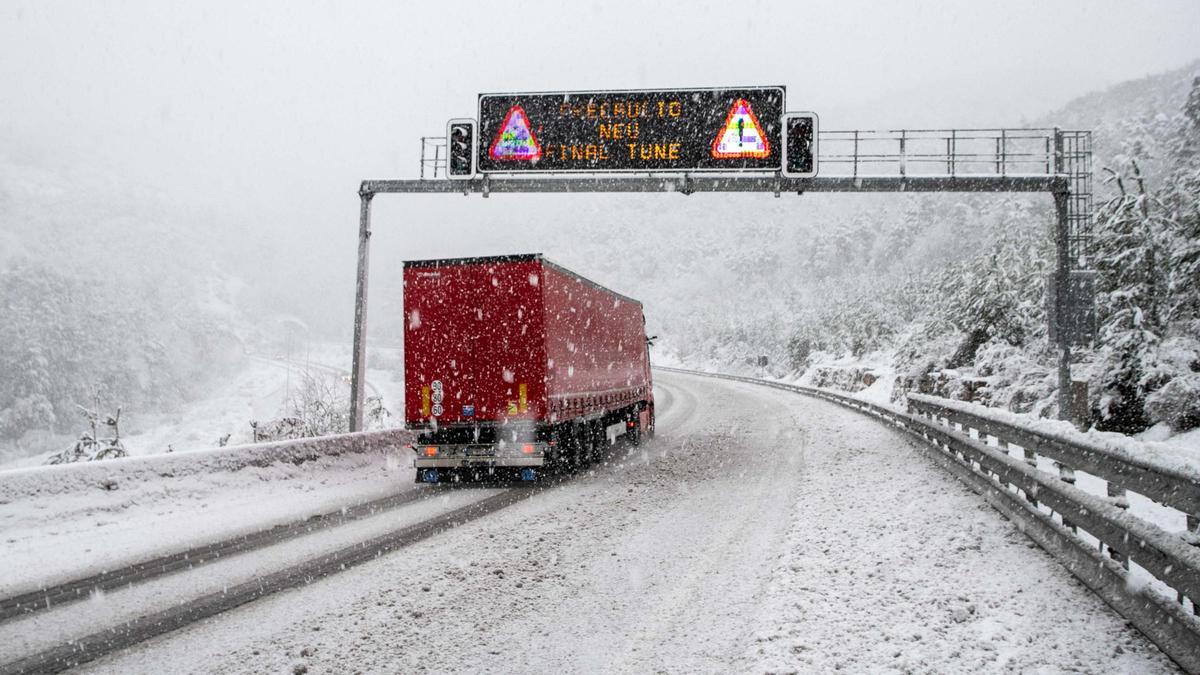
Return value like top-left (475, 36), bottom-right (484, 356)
top-left (477, 87), bottom-right (785, 173)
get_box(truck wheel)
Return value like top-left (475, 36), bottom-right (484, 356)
top-left (556, 424), bottom-right (585, 472)
top-left (627, 414), bottom-right (642, 447)
top-left (568, 423), bottom-right (590, 469)
top-left (589, 420), bottom-right (605, 463)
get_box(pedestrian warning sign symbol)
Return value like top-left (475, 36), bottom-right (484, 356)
top-left (489, 105), bottom-right (542, 161)
top-left (711, 98), bottom-right (770, 159)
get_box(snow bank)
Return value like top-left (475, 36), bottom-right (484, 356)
top-left (907, 392), bottom-right (1200, 476)
top-left (0, 428), bottom-right (412, 502)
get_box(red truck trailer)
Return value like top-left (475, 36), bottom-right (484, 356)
top-left (404, 254), bottom-right (654, 482)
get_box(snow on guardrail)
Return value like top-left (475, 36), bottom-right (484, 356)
top-left (0, 428), bottom-right (412, 502)
top-left (907, 392), bottom-right (1200, 476)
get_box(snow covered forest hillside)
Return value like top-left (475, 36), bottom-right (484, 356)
top-left (0, 158), bottom-right (261, 462)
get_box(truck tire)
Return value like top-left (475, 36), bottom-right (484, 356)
top-left (558, 423), bottom-right (587, 472)
top-left (589, 420), bottom-right (605, 463)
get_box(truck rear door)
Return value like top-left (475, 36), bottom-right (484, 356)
top-left (405, 265), bottom-right (481, 425)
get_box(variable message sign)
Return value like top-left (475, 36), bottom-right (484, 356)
top-left (477, 87), bottom-right (785, 173)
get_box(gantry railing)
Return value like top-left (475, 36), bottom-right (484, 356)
top-left (419, 127), bottom-right (1092, 263)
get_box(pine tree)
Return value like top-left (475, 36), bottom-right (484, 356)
top-left (928, 201), bottom-right (1051, 367)
top-left (1092, 162), bottom-right (1172, 431)
top-left (1163, 77), bottom-right (1200, 329)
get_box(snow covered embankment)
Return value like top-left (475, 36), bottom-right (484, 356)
top-left (0, 428), bottom-right (412, 502)
top-left (0, 428), bottom-right (417, 597)
top-left (908, 392), bottom-right (1200, 477)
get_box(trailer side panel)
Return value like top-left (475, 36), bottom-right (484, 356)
top-left (541, 261), bottom-right (650, 422)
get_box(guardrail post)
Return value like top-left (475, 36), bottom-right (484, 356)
top-left (1106, 482), bottom-right (1129, 568)
top-left (1056, 461), bottom-right (1077, 533)
top-left (1022, 446), bottom-right (1039, 506)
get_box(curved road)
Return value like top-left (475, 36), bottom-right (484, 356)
top-left (63, 371), bottom-right (1179, 672)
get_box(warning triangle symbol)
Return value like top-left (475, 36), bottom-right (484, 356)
top-left (711, 98), bottom-right (771, 159)
top-left (489, 105), bottom-right (542, 161)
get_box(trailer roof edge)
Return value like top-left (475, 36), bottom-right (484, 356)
top-left (403, 253), bottom-right (644, 309)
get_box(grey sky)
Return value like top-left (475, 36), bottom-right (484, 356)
top-left (2, 0), bottom-right (1198, 317)
top-left (4, 1), bottom-right (1198, 180)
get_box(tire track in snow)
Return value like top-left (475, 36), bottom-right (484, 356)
top-left (651, 372), bottom-right (701, 431)
top-left (0, 486), bottom-right (434, 624)
top-left (0, 487), bottom-right (539, 675)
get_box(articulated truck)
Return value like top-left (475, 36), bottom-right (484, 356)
top-left (404, 254), bottom-right (654, 482)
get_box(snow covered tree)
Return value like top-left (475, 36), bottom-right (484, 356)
top-left (45, 395), bottom-right (127, 464)
top-left (1089, 77), bottom-right (1200, 432)
top-left (250, 371), bottom-right (393, 442)
top-left (1162, 77), bottom-right (1200, 329)
top-left (926, 200), bottom-right (1051, 367)
top-left (1091, 162), bottom-right (1172, 431)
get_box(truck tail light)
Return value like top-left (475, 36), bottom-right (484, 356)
top-left (424, 446), bottom-right (439, 457)
top-left (522, 444), bottom-right (535, 455)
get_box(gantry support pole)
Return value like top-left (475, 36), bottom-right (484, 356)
top-left (1053, 188), bottom-right (1073, 422)
top-left (1052, 129), bottom-right (1075, 423)
top-left (349, 189), bottom-right (374, 432)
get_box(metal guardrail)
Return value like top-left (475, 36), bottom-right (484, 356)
top-left (655, 366), bottom-right (1200, 673)
top-left (907, 395), bottom-right (1200, 520)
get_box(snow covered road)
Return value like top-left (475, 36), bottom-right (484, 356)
top-left (22, 370), bottom-right (1180, 672)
